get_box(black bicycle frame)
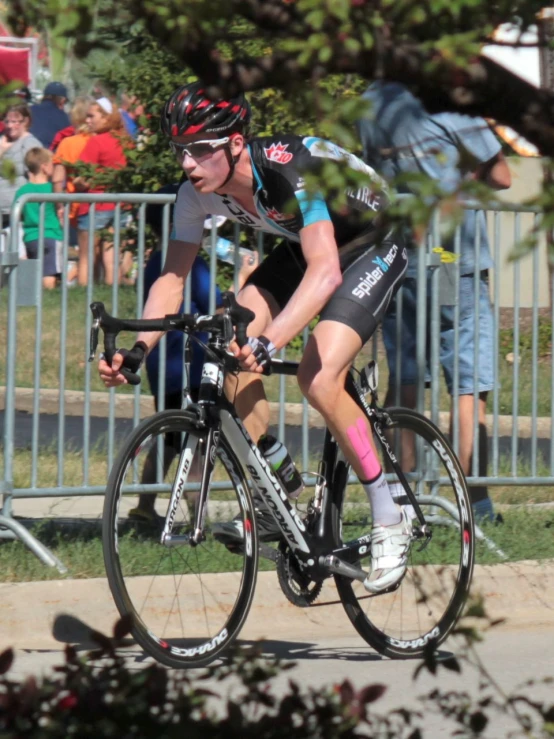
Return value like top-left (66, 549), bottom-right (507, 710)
top-left (171, 351), bottom-right (427, 581)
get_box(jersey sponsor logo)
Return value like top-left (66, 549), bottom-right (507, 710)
top-left (264, 142), bottom-right (294, 164)
top-left (352, 266), bottom-right (384, 299)
top-left (372, 256), bottom-right (389, 273)
top-left (265, 206), bottom-right (292, 221)
top-left (221, 196), bottom-right (257, 226)
top-left (352, 244), bottom-right (399, 298)
top-left (346, 186), bottom-right (381, 212)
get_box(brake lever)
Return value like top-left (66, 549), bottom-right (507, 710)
top-left (88, 317), bottom-right (100, 362)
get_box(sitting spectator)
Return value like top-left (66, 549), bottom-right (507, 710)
top-left (0, 103), bottom-right (42, 229)
top-left (14, 147), bottom-right (63, 289)
top-left (73, 97), bottom-right (129, 286)
top-left (30, 82), bottom-right (71, 150)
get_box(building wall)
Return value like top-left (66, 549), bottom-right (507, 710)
top-left (490, 156), bottom-right (549, 308)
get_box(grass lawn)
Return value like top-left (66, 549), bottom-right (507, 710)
top-left (0, 507), bottom-right (552, 583)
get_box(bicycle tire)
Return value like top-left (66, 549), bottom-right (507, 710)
top-left (102, 408), bottom-right (259, 668)
top-left (332, 407), bottom-right (475, 659)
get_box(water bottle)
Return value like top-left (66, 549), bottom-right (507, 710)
top-left (203, 236), bottom-right (256, 266)
top-left (258, 434), bottom-right (304, 499)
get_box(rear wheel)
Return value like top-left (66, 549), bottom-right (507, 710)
top-left (103, 409), bottom-right (258, 668)
top-left (333, 408), bottom-right (474, 659)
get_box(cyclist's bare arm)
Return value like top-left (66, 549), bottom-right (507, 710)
top-left (234, 220), bottom-right (342, 372)
top-left (98, 238), bottom-right (200, 386)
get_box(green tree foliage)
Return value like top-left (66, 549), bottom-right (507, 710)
top-left (7, 0), bottom-right (554, 247)
top-left (9, 0), bottom-right (554, 153)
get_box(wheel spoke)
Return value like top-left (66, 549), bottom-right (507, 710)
top-left (334, 409), bottom-right (475, 658)
top-left (103, 410), bottom-right (258, 668)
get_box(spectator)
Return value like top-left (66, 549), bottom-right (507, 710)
top-left (0, 103), bottom-right (42, 229)
top-left (52, 97), bottom-right (92, 232)
top-left (129, 184), bottom-right (259, 524)
top-left (0, 88), bottom-right (32, 137)
top-left (74, 97), bottom-right (129, 286)
top-left (357, 81), bottom-right (511, 524)
top-left (119, 93), bottom-right (144, 139)
top-left (29, 81), bottom-right (71, 150)
top-left (14, 147), bottom-right (63, 289)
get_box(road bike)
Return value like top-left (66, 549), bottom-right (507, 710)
top-left (89, 293), bottom-right (475, 669)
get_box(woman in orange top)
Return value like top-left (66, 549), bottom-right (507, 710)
top-left (52, 97), bottom-right (92, 234)
top-left (73, 97), bottom-right (129, 286)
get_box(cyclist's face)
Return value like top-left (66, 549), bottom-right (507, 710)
top-left (171, 133), bottom-right (241, 193)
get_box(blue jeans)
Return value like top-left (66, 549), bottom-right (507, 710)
top-left (77, 209), bottom-right (116, 232)
top-left (382, 271), bottom-right (495, 395)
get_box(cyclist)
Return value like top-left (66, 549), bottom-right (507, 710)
top-left (98, 81), bottom-right (409, 594)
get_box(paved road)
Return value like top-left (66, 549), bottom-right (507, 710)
top-left (6, 600), bottom-right (554, 739)
top-left (1, 409), bottom-right (549, 461)
top-left (3, 564), bottom-right (554, 737)
top-left (9, 627), bottom-right (554, 736)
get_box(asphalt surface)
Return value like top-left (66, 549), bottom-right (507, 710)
top-left (1, 409), bottom-right (550, 461)
top-left (2, 564), bottom-right (554, 737)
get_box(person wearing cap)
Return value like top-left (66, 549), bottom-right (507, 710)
top-left (29, 81), bottom-right (71, 150)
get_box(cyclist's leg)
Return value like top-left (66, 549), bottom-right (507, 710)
top-left (297, 235), bottom-right (410, 592)
top-left (226, 241), bottom-right (306, 442)
top-left (226, 282), bottom-right (277, 443)
top-left (216, 242), bottom-right (306, 544)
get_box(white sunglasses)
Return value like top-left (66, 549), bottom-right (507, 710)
top-left (169, 136), bottom-right (230, 160)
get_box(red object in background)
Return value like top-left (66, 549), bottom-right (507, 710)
top-left (0, 45), bottom-right (30, 86)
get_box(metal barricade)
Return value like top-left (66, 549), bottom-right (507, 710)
top-left (0, 192), bottom-right (551, 570)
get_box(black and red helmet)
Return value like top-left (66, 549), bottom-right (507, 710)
top-left (161, 81), bottom-right (251, 138)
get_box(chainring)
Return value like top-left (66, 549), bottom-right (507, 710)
top-left (276, 543), bottom-right (323, 607)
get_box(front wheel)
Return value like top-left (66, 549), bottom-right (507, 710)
top-left (102, 409), bottom-right (259, 668)
top-left (332, 407), bottom-right (474, 659)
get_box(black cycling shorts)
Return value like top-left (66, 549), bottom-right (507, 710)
top-left (244, 233), bottom-right (408, 346)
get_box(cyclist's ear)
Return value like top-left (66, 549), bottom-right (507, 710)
top-left (229, 133), bottom-right (245, 155)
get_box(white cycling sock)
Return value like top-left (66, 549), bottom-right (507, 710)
top-left (389, 480), bottom-right (416, 520)
top-left (362, 471), bottom-right (401, 527)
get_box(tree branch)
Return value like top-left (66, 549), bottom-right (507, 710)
top-left (161, 33), bottom-right (554, 156)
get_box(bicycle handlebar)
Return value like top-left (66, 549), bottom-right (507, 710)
top-left (89, 292), bottom-right (255, 386)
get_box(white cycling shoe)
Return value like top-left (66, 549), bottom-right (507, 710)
top-left (363, 507), bottom-right (413, 594)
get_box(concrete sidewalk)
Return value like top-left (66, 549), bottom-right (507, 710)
top-left (1, 562), bottom-right (553, 651)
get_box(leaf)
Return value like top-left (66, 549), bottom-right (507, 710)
top-left (113, 613), bottom-right (134, 641)
top-left (358, 684), bottom-right (387, 704)
top-left (463, 598), bottom-right (486, 619)
top-left (469, 710), bottom-right (488, 733)
top-left (0, 648), bottom-right (14, 675)
top-left (318, 45), bottom-right (332, 63)
top-left (438, 655), bottom-right (461, 673)
top-left (89, 629), bottom-right (114, 653)
top-left (338, 680), bottom-right (355, 703)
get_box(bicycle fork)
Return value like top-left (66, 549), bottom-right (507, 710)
top-left (160, 425), bottom-right (218, 547)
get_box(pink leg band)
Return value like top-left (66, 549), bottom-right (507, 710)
top-left (346, 417), bottom-right (381, 480)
